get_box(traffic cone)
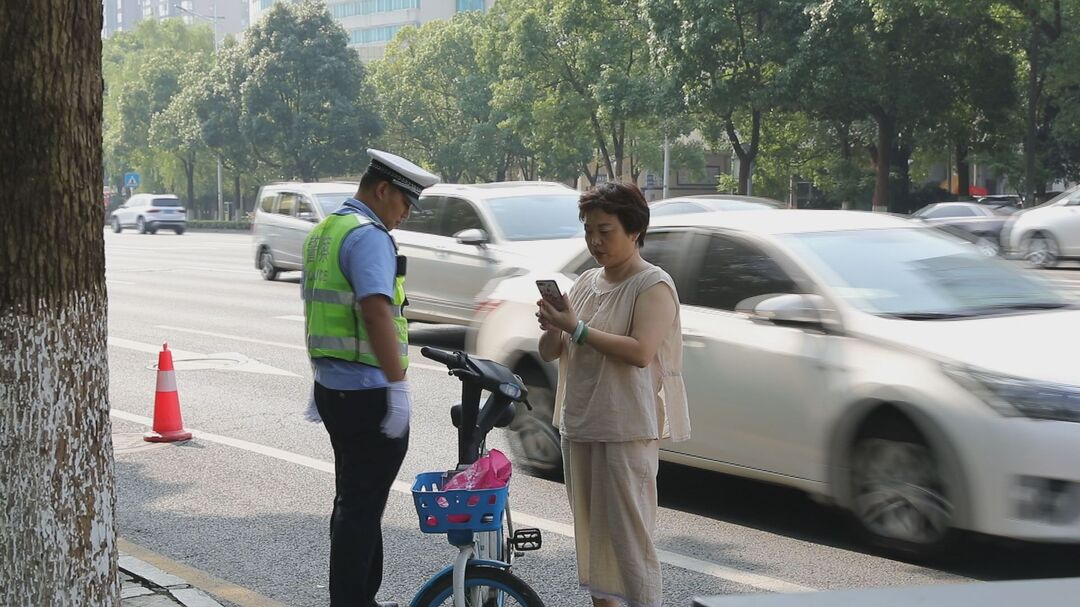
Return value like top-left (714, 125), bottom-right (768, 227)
top-left (144, 342), bottom-right (192, 443)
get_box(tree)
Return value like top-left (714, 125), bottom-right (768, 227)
top-left (790, 0), bottom-right (979, 211)
top-left (102, 19), bottom-right (214, 202)
top-left (371, 13), bottom-right (523, 182)
top-left (1, 1), bottom-right (118, 604)
top-left (239, 0), bottom-right (381, 182)
top-left (644, 0), bottom-right (810, 194)
top-left (150, 57), bottom-right (211, 212)
top-left (488, 0), bottom-right (667, 184)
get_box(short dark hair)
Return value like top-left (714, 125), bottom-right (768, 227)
top-left (358, 169), bottom-right (389, 194)
top-left (578, 182), bottom-right (650, 246)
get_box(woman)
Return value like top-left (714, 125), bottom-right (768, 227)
top-left (537, 182), bottom-right (690, 607)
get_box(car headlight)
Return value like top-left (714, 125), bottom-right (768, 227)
top-left (943, 363), bottom-right (1080, 423)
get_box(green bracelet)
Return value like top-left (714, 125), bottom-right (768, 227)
top-left (576, 323), bottom-right (589, 345)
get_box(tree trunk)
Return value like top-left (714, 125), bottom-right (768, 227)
top-left (184, 154), bottom-right (196, 216)
top-left (0, 1), bottom-right (118, 605)
top-left (233, 173), bottom-right (243, 215)
top-left (872, 112), bottom-right (896, 213)
top-left (1024, 6), bottom-right (1040, 207)
top-left (956, 141), bottom-right (971, 199)
top-left (725, 111), bottom-right (761, 195)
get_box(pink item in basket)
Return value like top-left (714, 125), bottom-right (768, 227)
top-left (444, 449), bottom-right (512, 491)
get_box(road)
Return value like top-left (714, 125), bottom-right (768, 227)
top-left (105, 231), bottom-right (1080, 607)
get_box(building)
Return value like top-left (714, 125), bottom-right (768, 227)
top-left (102, 0), bottom-right (249, 44)
top-left (249, 0), bottom-right (494, 62)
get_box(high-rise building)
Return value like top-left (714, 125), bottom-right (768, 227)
top-left (102, 0), bottom-right (249, 44)
top-left (248, 0), bottom-right (495, 62)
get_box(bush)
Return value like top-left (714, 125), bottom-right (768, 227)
top-left (186, 220), bottom-right (252, 231)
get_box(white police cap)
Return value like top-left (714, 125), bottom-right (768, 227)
top-left (366, 149), bottom-right (440, 208)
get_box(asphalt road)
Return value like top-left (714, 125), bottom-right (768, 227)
top-left (105, 230), bottom-right (1080, 607)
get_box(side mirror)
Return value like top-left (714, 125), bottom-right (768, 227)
top-left (735, 293), bottom-right (837, 332)
top-left (298, 212), bottom-right (317, 223)
top-left (455, 228), bottom-right (489, 246)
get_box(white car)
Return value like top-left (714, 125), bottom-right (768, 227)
top-left (470, 210), bottom-right (1080, 556)
top-left (1005, 185), bottom-right (1080, 268)
top-left (110, 193), bottom-right (187, 235)
top-left (395, 182), bottom-right (584, 325)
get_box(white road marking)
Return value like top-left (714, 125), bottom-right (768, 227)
top-left (275, 315), bottom-right (306, 322)
top-left (180, 266), bottom-right (256, 275)
top-left (107, 337), bottom-right (299, 377)
top-left (109, 408), bottom-right (817, 594)
top-left (149, 326), bottom-right (447, 372)
top-left (106, 280), bottom-right (136, 286)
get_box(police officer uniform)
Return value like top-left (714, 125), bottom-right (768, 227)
top-left (303, 149), bottom-right (439, 607)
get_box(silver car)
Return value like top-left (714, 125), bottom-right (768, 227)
top-left (110, 193), bottom-right (187, 234)
top-left (396, 182), bottom-right (584, 325)
top-left (251, 182), bottom-right (357, 280)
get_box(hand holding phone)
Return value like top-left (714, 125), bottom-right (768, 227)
top-left (535, 279), bottom-right (566, 311)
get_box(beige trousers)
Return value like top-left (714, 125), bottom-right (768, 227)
top-left (562, 438), bottom-right (662, 607)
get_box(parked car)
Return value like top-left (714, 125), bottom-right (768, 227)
top-left (251, 181), bottom-right (357, 280)
top-left (976, 194), bottom-right (1024, 211)
top-left (470, 210), bottom-right (1080, 556)
top-left (394, 181), bottom-right (584, 325)
top-left (649, 194), bottom-right (784, 217)
top-left (110, 193), bottom-right (187, 234)
top-left (910, 202), bottom-right (1012, 256)
top-left (1004, 185), bottom-right (1080, 268)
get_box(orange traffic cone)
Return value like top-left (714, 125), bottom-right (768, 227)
top-left (144, 342), bottom-right (192, 443)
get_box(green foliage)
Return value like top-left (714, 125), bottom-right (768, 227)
top-left (486, 0), bottom-right (670, 183)
top-left (371, 13), bottom-right (521, 182)
top-left (185, 220), bottom-right (253, 231)
top-left (239, 0), bottom-right (382, 181)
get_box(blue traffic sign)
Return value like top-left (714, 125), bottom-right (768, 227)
top-left (124, 172), bottom-right (141, 189)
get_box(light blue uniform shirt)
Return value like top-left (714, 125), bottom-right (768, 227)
top-left (309, 198), bottom-right (398, 391)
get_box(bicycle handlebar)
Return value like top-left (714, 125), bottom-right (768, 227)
top-left (420, 346), bottom-right (464, 369)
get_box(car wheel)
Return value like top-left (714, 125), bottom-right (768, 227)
top-left (507, 365), bottom-right (563, 480)
top-left (136, 217), bottom-right (147, 234)
top-left (850, 419), bottom-right (955, 558)
top-left (174, 226), bottom-right (185, 235)
top-left (111, 217), bottom-right (122, 233)
top-left (1024, 232), bottom-right (1060, 269)
top-left (974, 235), bottom-right (1000, 257)
top-left (259, 249), bottom-right (279, 281)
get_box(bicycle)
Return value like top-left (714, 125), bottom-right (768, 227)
top-left (409, 346), bottom-right (546, 607)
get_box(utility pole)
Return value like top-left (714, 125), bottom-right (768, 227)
top-left (175, 2), bottom-right (225, 220)
top-left (662, 133), bottom-right (671, 199)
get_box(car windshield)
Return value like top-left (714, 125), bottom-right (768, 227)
top-left (316, 193), bottom-right (352, 215)
top-left (484, 194), bottom-right (584, 241)
top-left (152, 198), bottom-right (181, 207)
top-left (780, 228), bottom-right (1072, 318)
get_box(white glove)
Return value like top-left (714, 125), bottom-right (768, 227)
top-left (304, 386), bottom-right (323, 424)
top-left (382, 380), bottom-right (411, 438)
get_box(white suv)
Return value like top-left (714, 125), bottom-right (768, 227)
top-left (110, 194), bottom-right (187, 234)
top-left (1005, 185), bottom-right (1080, 268)
top-left (395, 181), bottom-right (583, 325)
top-left (471, 210), bottom-right (1080, 556)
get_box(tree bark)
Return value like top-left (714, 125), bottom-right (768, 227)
top-left (872, 112), bottom-right (896, 212)
top-left (0, 1), bottom-right (118, 605)
top-left (956, 140), bottom-right (971, 199)
top-left (1024, 6), bottom-right (1040, 206)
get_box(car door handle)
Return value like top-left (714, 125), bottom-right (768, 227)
top-left (434, 246), bottom-right (450, 259)
top-left (683, 339), bottom-right (706, 348)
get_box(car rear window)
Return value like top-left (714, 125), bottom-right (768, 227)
top-left (152, 198), bottom-right (181, 207)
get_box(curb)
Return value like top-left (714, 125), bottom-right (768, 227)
top-left (119, 554), bottom-right (225, 607)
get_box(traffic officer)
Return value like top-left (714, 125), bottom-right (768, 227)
top-left (302, 149), bottom-right (439, 607)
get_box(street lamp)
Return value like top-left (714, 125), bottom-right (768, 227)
top-left (174, 3), bottom-right (226, 221)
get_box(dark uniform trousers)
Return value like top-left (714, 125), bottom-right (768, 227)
top-left (315, 382), bottom-right (409, 607)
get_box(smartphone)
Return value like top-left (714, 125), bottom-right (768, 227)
top-left (535, 279), bottom-right (566, 311)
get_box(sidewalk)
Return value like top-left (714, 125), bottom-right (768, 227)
top-left (120, 550), bottom-right (225, 607)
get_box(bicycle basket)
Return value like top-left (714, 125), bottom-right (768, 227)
top-left (412, 471), bottom-right (508, 534)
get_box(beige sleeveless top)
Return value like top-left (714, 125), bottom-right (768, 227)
top-left (552, 264), bottom-right (691, 442)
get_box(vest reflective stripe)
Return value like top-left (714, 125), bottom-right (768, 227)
top-left (303, 287), bottom-right (355, 306)
top-left (306, 335), bottom-right (409, 356)
top-left (303, 212), bottom-right (409, 369)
